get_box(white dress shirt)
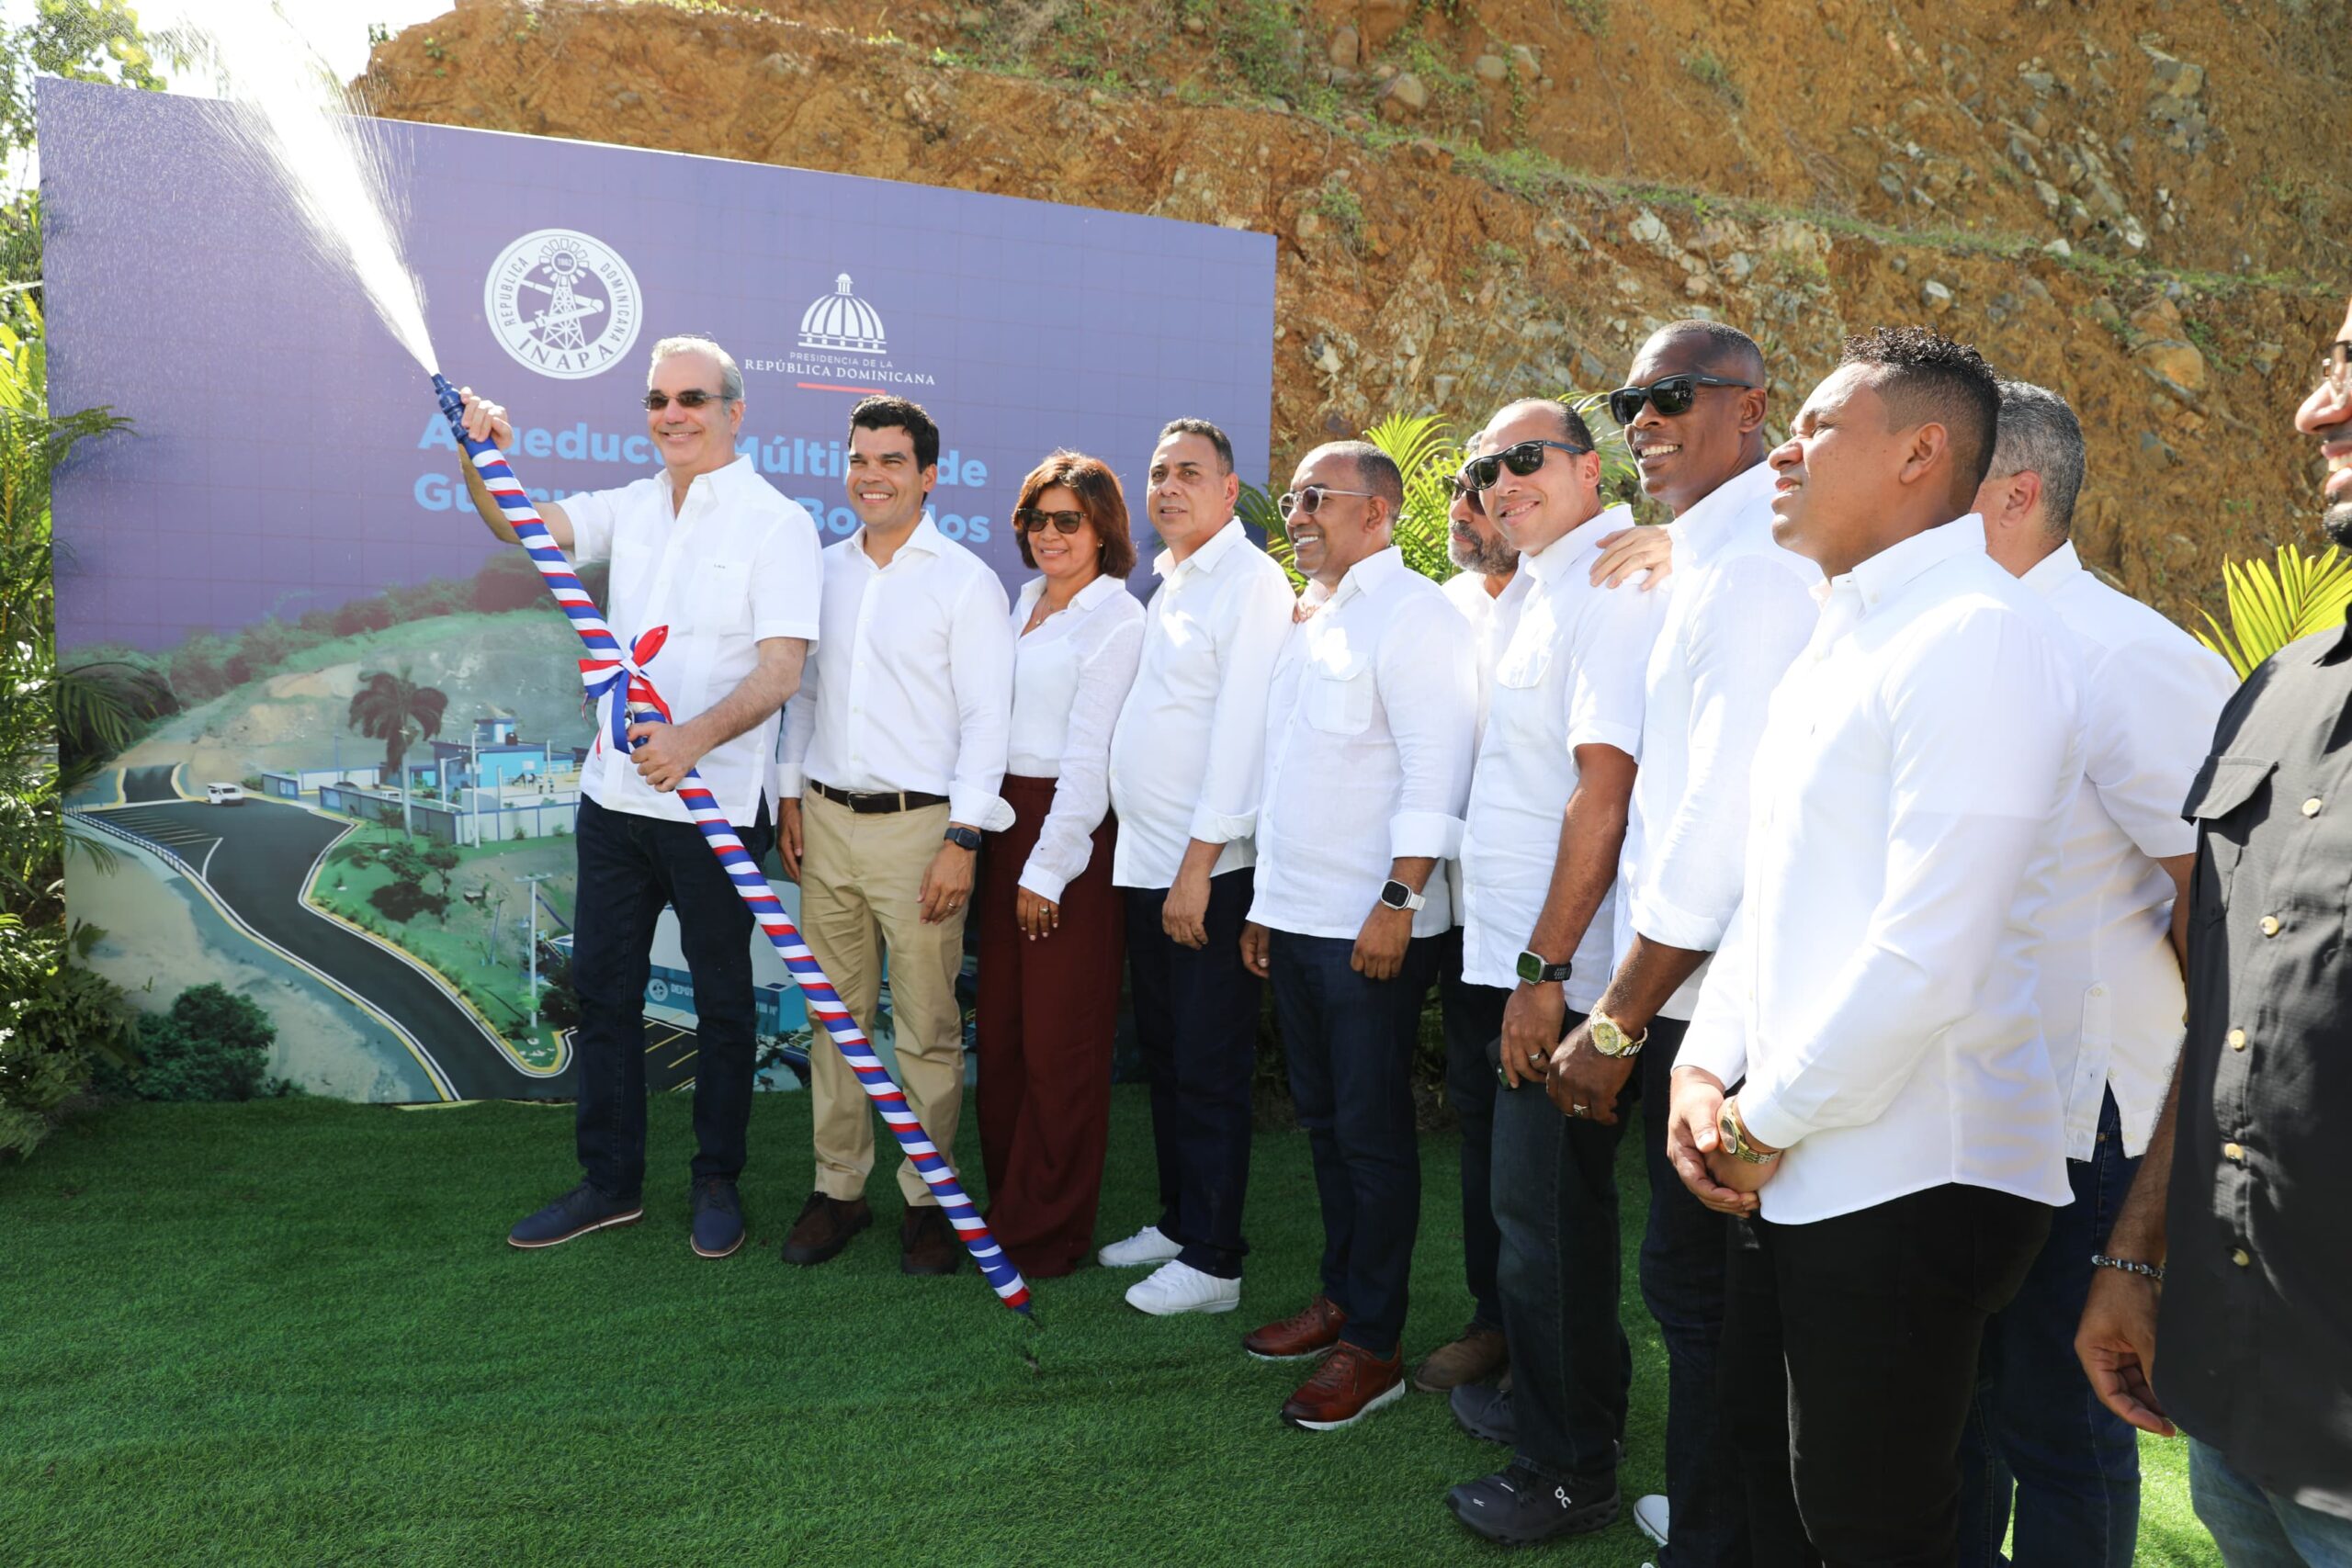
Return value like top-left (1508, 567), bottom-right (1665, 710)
top-left (1442, 565), bottom-right (1517, 925)
top-left (565, 455), bottom-right (823, 827)
top-left (2021, 541), bottom-right (2236, 1157)
top-left (776, 513), bottom-right (1014, 830)
top-left (1680, 516), bottom-right (2082, 1224)
top-left (1459, 503), bottom-right (1664, 1010)
top-left (1006, 574), bottom-right (1147, 902)
top-left (1107, 519), bottom-right (1297, 889)
top-left (1250, 547), bottom-right (1477, 940)
top-left (1615, 463), bottom-right (1822, 1021)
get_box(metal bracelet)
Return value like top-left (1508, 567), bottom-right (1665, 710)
top-left (2090, 1253), bottom-right (2166, 1284)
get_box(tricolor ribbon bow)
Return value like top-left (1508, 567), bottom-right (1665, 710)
top-left (580, 626), bottom-right (674, 754)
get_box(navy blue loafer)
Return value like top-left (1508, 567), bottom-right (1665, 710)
top-left (509, 1183), bottom-right (643, 1249)
top-left (690, 1178), bottom-right (744, 1258)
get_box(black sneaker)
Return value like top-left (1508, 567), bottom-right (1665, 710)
top-left (1450, 1380), bottom-right (1516, 1445)
top-left (508, 1183), bottom-right (644, 1249)
top-left (690, 1178), bottom-right (744, 1258)
top-left (1447, 1462), bottom-right (1620, 1546)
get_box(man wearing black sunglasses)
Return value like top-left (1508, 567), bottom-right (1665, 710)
top-left (455, 335), bottom-right (822, 1262)
top-left (1544, 320), bottom-right (1822, 1566)
top-left (1445, 400), bottom-right (1666, 1547)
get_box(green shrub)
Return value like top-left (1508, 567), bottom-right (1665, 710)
top-left (0, 921), bottom-right (134, 1157)
top-left (112, 982), bottom-right (296, 1103)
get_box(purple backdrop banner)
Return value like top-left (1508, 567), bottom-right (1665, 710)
top-left (42, 79), bottom-right (1273, 1103)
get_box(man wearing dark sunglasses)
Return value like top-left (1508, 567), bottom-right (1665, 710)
top-left (455, 335), bottom-right (822, 1262)
top-left (1538, 321), bottom-right (1822, 1567)
top-left (1444, 400), bottom-right (1667, 1547)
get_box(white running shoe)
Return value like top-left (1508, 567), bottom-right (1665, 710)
top-left (1098, 1224), bottom-right (1182, 1268)
top-left (1633, 1494), bottom-right (1669, 1547)
top-left (1124, 1259), bottom-right (1240, 1316)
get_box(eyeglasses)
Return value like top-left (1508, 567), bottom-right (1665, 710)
top-left (1277, 485), bottom-right (1376, 519)
top-left (1606, 374), bottom-right (1758, 425)
top-left (1460, 439), bottom-right (1590, 493)
top-left (642, 389), bottom-right (732, 411)
top-left (1013, 508), bottom-right (1089, 535)
top-left (2322, 341), bottom-right (2352, 399)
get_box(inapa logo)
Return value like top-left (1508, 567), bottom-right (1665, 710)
top-left (484, 229), bottom-right (643, 379)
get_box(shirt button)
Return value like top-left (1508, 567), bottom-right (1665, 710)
top-left (2089, 985), bottom-right (2107, 998)
top-left (2303, 796), bottom-right (2324, 817)
top-left (2226, 1028), bottom-right (2248, 1051)
top-left (2224, 1142), bottom-right (2245, 1162)
top-left (2232, 1247), bottom-right (2253, 1268)
top-left (2259, 915), bottom-right (2281, 937)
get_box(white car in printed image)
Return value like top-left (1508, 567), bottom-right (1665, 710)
top-left (205, 783), bottom-right (247, 807)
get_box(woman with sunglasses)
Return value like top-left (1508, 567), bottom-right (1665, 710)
top-left (972, 452), bottom-right (1146, 1278)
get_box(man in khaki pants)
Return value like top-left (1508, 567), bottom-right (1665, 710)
top-left (775, 395), bottom-right (1013, 1275)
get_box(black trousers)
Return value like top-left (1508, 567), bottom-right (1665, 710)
top-left (1720, 1183), bottom-right (2054, 1568)
top-left (1123, 868), bottom-right (1260, 1280)
top-left (1436, 939), bottom-right (1507, 1330)
top-left (570, 795), bottom-right (775, 1201)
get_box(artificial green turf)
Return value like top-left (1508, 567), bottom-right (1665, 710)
top-left (2, 1088), bottom-right (2219, 1565)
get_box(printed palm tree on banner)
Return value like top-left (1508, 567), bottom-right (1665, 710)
top-left (347, 669), bottom-right (448, 779)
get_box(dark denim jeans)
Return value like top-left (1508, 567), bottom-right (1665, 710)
top-left (570, 795), bottom-right (775, 1201)
top-left (1269, 929), bottom-right (1435, 1358)
top-left (1124, 868), bottom-right (1260, 1280)
top-left (1437, 935), bottom-right (1508, 1331)
top-left (1960, 1089), bottom-right (2143, 1568)
top-left (1491, 1007), bottom-right (1633, 1484)
top-left (1636, 1020), bottom-right (1750, 1568)
top-left (2191, 1439), bottom-right (2352, 1568)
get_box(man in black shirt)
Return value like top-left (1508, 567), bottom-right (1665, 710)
top-left (2076, 296), bottom-right (2352, 1565)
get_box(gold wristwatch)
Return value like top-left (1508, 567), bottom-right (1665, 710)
top-left (1716, 1099), bottom-right (1780, 1166)
top-left (1589, 1010), bottom-right (1646, 1059)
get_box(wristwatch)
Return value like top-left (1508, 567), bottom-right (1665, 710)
top-left (1515, 948), bottom-right (1572, 986)
top-left (1716, 1100), bottom-right (1780, 1165)
top-left (1589, 1010), bottom-right (1646, 1059)
top-left (943, 826), bottom-right (983, 852)
top-left (1379, 879), bottom-right (1427, 912)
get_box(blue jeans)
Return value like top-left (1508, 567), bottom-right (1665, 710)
top-left (1491, 1008), bottom-right (1631, 1484)
top-left (571, 795), bottom-right (775, 1201)
top-left (1268, 929), bottom-right (1434, 1357)
top-left (1437, 936), bottom-right (1507, 1330)
top-left (2192, 1440), bottom-right (2352, 1568)
top-left (1959, 1089), bottom-right (2142, 1568)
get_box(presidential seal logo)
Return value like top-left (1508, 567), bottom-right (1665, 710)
top-left (798, 274), bottom-right (888, 355)
top-left (484, 229), bottom-right (642, 378)
top-left (747, 271), bottom-right (935, 389)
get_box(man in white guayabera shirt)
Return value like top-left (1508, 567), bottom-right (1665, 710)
top-left (1099, 418), bottom-right (1296, 1318)
top-left (1234, 440), bottom-right (1476, 1431)
top-left (1442, 399), bottom-right (1665, 1550)
top-left (1953, 381), bottom-right (2233, 1568)
top-left (1542, 320), bottom-right (1822, 1567)
top-left (456, 337), bottom-right (820, 1263)
top-left (1667, 328), bottom-right (2082, 1566)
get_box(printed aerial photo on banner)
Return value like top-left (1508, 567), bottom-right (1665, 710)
top-left (42, 79), bottom-right (1276, 1105)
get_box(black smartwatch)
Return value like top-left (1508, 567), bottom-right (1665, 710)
top-left (943, 826), bottom-right (982, 852)
top-left (1378, 879), bottom-right (1426, 912)
top-left (1515, 948), bottom-right (1572, 986)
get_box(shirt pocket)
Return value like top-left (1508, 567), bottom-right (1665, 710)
top-left (684, 555), bottom-right (752, 636)
top-left (1488, 641), bottom-right (1554, 742)
top-left (2182, 751), bottom-right (2275, 918)
top-left (1305, 646), bottom-right (1374, 735)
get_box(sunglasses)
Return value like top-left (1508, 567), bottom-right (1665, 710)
top-left (1460, 438), bottom-right (1590, 493)
top-left (1606, 374), bottom-right (1757, 425)
top-left (641, 389), bottom-right (732, 411)
top-left (1013, 507), bottom-right (1089, 535)
top-left (1277, 485), bottom-right (1375, 519)
top-left (1447, 475), bottom-right (1487, 514)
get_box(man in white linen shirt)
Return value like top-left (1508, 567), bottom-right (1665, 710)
top-left (1099, 418), bottom-right (1297, 1318)
top-left (1442, 400), bottom-right (1666, 1549)
top-left (1538, 320), bottom-right (1820, 1567)
top-left (774, 396), bottom-right (1013, 1278)
top-left (454, 336), bottom-right (820, 1262)
top-left (1666, 328), bottom-right (2083, 1565)
top-left (1953, 381), bottom-right (2234, 1568)
top-left (1417, 442), bottom-right (1523, 1395)
top-left (1233, 441), bottom-right (1476, 1429)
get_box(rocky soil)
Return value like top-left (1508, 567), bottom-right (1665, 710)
top-left (366, 0), bottom-right (2349, 629)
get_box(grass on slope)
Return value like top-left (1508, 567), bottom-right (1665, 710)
top-left (0, 1089), bottom-right (2220, 1565)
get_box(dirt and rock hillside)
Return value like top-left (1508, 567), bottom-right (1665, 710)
top-left (364, 0), bottom-right (2349, 629)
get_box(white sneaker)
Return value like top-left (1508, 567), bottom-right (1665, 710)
top-left (1124, 1259), bottom-right (1240, 1316)
top-left (1633, 1494), bottom-right (1668, 1547)
top-left (1098, 1224), bottom-right (1182, 1268)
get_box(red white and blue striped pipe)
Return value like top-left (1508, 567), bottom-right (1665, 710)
top-left (433, 374), bottom-right (1031, 1314)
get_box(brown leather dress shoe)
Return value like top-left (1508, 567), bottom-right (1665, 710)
top-left (1281, 1342), bottom-right (1407, 1431)
top-left (900, 1205), bottom-right (963, 1276)
top-left (780, 1192), bottom-right (871, 1266)
top-left (1243, 1293), bottom-right (1349, 1361)
top-left (1413, 1321), bottom-right (1510, 1393)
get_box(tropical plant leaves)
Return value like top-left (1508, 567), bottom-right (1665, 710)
top-left (2194, 542), bottom-right (2352, 681)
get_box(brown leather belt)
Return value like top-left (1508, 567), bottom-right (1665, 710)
top-left (808, 779), bottom-right (949, 815)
